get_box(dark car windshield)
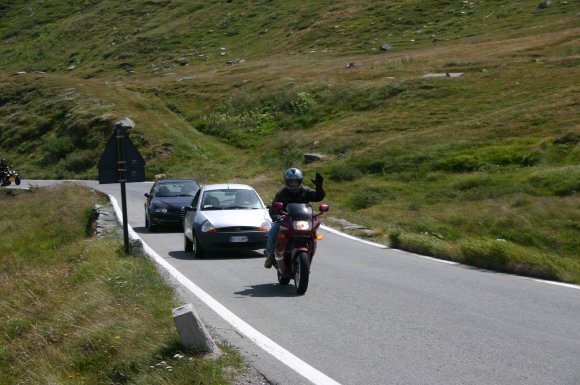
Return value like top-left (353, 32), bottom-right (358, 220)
top-left (155, 181), bottom-right (199, 197)
top-left (201, 189), bottom-right (263, 211)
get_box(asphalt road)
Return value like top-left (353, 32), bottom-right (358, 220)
top-left (14, 180), bottom-right (580, 385)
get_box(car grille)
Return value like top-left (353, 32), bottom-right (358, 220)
top-left (179, 209), bottom-right (187, 221)
top-left (219, 226), bottom-right (262, 232)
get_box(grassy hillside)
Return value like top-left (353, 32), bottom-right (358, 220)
top-left (0, 184), bottom-right (253, 384)
top-left (0, 0), bottom-right (579, 282)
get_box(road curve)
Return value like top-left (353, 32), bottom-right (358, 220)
top-left (14, 180), bottom-right (580, 385)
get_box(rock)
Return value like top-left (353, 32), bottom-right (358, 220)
top-left (380, 44), bottom-right (393, 51)
top-left (537, 0), bottom-right (551, 9)
top-left (304, 153), bottom-right (325, 163)
top-left (115, 117), bottom-right (135, 130)
top-left (423, 72), bottom-right (464, 78)
top-left (225, 59), bottom-right (245, 65)
top-left (120, 62), bottom-right (133, 71)
top-left (345, 62), bottom-right (356, 69)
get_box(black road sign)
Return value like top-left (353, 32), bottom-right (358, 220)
top-left (97, 118), bottom-right (146, 254)
top-left (98, 118), bottom-right (145, 184)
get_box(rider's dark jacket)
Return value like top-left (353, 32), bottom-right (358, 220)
top-left (269, 184), bottom-right (325, 218)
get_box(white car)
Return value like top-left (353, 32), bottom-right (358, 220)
top-left (182, 183), bottom-right (272, 257)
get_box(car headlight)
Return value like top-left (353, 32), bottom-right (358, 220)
top-left (201, 220), bottom-right (217, 233)
top-left (259, 221), bottom-right (271, 231)
top-left (293, 220), bottom-right (311, 231)
top-left (154, 208), bottom-right (168, 213)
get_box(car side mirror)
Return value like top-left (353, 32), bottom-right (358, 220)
top-left (181, 206), bottom-right (195, 211)
top-left (144, 193), bottom-right (151, 198)
top-left (319, 204), bottom-right (329, 213)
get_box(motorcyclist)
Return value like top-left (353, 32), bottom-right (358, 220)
top-left (264, 167), bottom-right (325, 268)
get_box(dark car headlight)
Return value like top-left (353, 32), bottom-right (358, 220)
top-left (154, 207), bottom-right (168, 213)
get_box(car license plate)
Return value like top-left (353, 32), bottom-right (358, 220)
top-left (230, 236), bottom-right (248, 243)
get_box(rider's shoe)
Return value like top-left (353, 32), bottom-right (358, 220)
top-left (264, 252), bottom-right (275, 268)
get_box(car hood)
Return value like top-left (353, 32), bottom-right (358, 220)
top-left (153, 196), bottom-right (193, 208)
top-left (202, 209), bottom-right (270, 228)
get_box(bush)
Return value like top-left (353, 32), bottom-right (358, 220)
top-left (527, 166), bottom-right (580, 196)
top-left (349, 191), bottom-right (379, 210)
top-left (58, 149), bottom-right (100, 174)
top-left (329, 165), bottom-right (362, 182)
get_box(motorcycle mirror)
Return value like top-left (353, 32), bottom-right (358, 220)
top-left (319, 204), bottom-right (329, 213)
top-left (272, 201), bottom-right (284, 211)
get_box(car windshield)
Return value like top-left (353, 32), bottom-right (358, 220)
top-left (201, 189), bottom-right (263, 211)
top-left (155, 182), bottom-right (198, 197)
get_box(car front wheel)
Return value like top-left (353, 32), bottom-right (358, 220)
top-left (184, 234), bottom-right (193, 252)
top-left (194, 235), bottom-right (205, 258)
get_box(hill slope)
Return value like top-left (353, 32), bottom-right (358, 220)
top-left (1, 0), bottom-right (579, 282)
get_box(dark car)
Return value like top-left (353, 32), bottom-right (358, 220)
top-left (144, 179), bottom-right (200, 231)
top-left (183, 183), bottom-right (271, 257)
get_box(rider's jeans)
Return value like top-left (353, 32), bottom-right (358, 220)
top-left (265, 222), bottom-right (280, 256)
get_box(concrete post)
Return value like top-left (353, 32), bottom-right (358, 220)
top-left (172, 303), bottom-right (219, 354)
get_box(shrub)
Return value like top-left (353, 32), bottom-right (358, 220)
top-left (329, 165), bottom-right (362, 182)
top-left (527, 167), bottom-right (580, 196)
top-left (348, 189), bottom-right (384, 210)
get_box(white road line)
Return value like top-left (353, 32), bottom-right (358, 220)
top-left (109, 195), bottom-right (343, 385)
top-left (320, 224), bottom-right (388, 248)
top-left (320, 224), bottom-right (580, 291)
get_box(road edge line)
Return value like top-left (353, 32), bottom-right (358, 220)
top-left (108, 194), bottom-right (343, 385)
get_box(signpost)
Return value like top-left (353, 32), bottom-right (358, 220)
top-left (98, 118), bottom-right (145, 253)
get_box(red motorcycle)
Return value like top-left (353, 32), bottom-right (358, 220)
top-left (270, 202), bottom-right (329, 294)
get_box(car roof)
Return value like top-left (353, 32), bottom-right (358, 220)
top-left (157, 179), bottom-right (198, 184)
top-left (202, 183), bottom-right (254, 191)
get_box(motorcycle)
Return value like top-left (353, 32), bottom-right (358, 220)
top-left (0, 167), bottom-right (21, 186)
top-left (270, 201), bottom-right (329, 295)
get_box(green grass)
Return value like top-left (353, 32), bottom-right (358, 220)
top-left (0, 184), bottom-right (253, 384)
top-left (0, 0), bottom-right (579, 283)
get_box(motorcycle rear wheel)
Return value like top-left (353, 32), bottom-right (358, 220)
top-left (294, 251), bottom-right (310, 295)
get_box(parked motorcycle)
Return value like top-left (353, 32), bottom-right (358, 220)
top-left (270, 201), bottom-right (329, 295)
top-left (0, 167), bottom-right (21, 186)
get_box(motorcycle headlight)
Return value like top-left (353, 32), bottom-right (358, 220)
top-left (154, 208), bottom-right (168, 213)
top-left (293, 220), bottom-right (311, 231)
top-left (201, 220), bottom-right (216, 233)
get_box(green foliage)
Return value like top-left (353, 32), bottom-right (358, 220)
top-left (329, 164), bottom-right (362, 182)
top-left (193, 90), bottom-right (319, 147)
top-left (527, 166), bottom-right (580, 196)
top-left (348, 191), bottom-right (379, 210)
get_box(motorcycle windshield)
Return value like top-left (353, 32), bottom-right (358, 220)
top-left (286, 203), bottom-right (313, 219)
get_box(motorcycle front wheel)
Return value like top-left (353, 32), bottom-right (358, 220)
top-left (277, 270), bottom-right (290, 286)
top-left (294, 251), bottom-right (310, 295)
